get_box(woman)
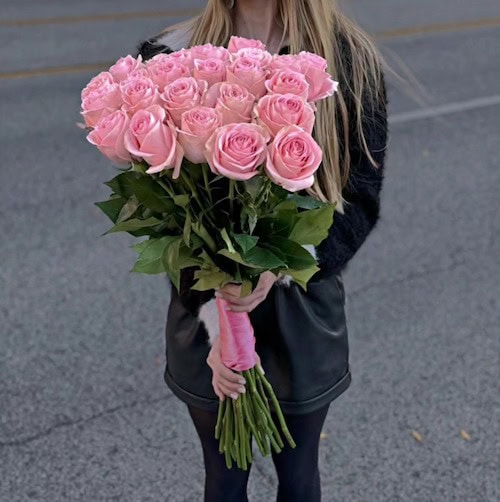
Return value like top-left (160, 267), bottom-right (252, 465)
top-left (137, 0), bottom-right (388, 500)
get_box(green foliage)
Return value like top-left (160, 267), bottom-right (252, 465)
top-left (97, 166), bottom-right (337, 293)
top-left (104, 216), bottom-right (162, 235)
top-left (264, 236), bottom-right (317, 270)
top-left (95, 196), bottom-right (127, 223)
top-left (104, 171), bottom-right (174, 213)
top-left (288, 203), bottom-right (336, 246)
top-left (233, 233), bottom-right (259, 254)
top-left (192, 269), bottom-right (233, 291)
top-left (131, 236), bottom-right (179, 275)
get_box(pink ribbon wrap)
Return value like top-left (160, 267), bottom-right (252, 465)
top-left (216, 297), bottom-right (256, 372)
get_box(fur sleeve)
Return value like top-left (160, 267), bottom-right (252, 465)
top-left (136, 38), bottom-right (173, 60)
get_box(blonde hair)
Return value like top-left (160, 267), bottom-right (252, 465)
top-left (158, 0), bottom-right (387, 213)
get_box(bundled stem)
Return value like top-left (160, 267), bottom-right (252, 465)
top-left (215, 365), bottom-right (296, 470)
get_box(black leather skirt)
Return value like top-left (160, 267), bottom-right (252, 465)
top-left (163, 270), bottom-right (351, 415)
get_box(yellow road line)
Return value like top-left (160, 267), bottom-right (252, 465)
top-left (1, 63), bottom-right (113, 80)
top-left (1, 16), bottom-right (499, 81)
top-left (376, 16), bottom-right (500, 39)
top-left (0, 9), bottom-right (202, 27)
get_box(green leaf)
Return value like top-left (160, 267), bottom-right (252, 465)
top-left (288, 204), bottom-right (336, 246)
top-left (183, 210), bottom-right (191, 247)
top-left (190, 233), bottom-right (204, 250)
top-left (233, 233), bottom-right (259, 254)
top-left (173, 194), bottom-right (189, 208)
top-left (192, 221), bottom-right (217, 252)
top-left (274, 209), bottom-right (298, 237)
top-left (116, 195), bottom-right (140, 223)
top-left (286, 194), bottom-right (326, 210)
top-left (163, 237), bottom-right (183, 290)
top-left (178, 245), bottom-right (203, 269)
top-left (95, 197), bottom-right (127, 223)
top-left (243, 176), bottom-right (265, 199)
top-left (240, 280), bottom-right (253, 297)
top-left (131, 236), bottom-right (179, 274)
top-left (243, 246), bottom-right (286, 269)
top-left (221, 228), bottom-right (236, 253)
top-left (104, 216), bottom-right (162, 235)
top-left (104, 171), bottom-right (174, 213)
top-left (265, 236), bottom-right (317, 270)
top-left (218, 249), bottom-right (255, 268)
top-left (192, 269), bottom-right (233, 291)
top-left (274, 200), bottom-right (298, 212)
top-left (218, 246), bottom-right (285, 270)
top-left (283, 266), bottom-right (320, 291)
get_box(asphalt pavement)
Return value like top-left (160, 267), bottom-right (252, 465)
top-left (1, 1), bottom-right (499, 501)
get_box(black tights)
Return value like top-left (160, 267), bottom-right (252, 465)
top-left (187, 402), bottom-right (330, 502)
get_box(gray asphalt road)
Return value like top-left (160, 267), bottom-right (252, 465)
top-left (1, 1), bottom-right (499, 501)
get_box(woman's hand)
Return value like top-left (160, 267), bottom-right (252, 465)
top-left (215, 271), bottom-right (279, 313)
top-left (207, 336), bottom-right (262, 401)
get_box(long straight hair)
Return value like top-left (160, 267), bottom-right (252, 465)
top-left (159, 0), bottom-right (386, 213)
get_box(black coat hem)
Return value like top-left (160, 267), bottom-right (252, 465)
top-left (164, 364), bottom-right (352, 415)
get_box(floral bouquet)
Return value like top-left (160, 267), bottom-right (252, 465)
top-left (81, 36), bottom-right (338, 470)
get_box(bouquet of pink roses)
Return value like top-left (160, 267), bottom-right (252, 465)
top-left (81, 36), bottom-right (338, 470)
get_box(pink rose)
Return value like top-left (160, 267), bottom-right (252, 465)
top-left (255, 93), bottom-right (315, 137)
top-left (177, 106), bottom-right (222, 164)
top-left (270, 55), bottom-right (302, 73)
top-left (265, 125), bottom-right (322, 191)
top-left (146, 54), bottom-right (191, 91)
top-left (204, 82), bottom-right (255, 124)
top-left (109, 55), bottom-right (145, 83)
top-left (193, 58), bottom-right (227, 88)
top-left (124, 105), bottom-right (183, 176)
top-left (161, 77), bottom-right (208, 127)
top-left (234, 48), bottom-right (272, 69)
top-left (188, 43), bottom-right (231, 63)
top-left (82, 71), bottom-right (115, 94)
top-left (120, 76), bottom-right (160, 114)
top-left (167, 48), bottom-right (195, 71)
top-left (128, 67), bottom-right (150, 79)
top-left (297, 51), bottom-right (338, 102)
top-left (265, 70), bottom-right (310, 100)
top-left (228, 36), bottom-right (266, 54)
top-left (205, 123), bottom-right (270, 180)
top-left (81, 76), bottom-right (122, 128)
top-left (226, 56), bottom-right (268, 99)
top-left (87, 109), bottom-right (132, 164)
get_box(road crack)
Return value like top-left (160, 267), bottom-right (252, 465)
top-left (0, 394), bottom-right (173, 449)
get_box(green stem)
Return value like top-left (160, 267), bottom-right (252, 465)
top-left (215, 398), bottom-right (225, 441)
top-left (156, 178), bottom-right (176, 199)
top-left (179, 170), bottom-right (217, 228)
top-left (254, 177), bottom-right (272, 209)
top-left (201, 163), bottom-right (213, 204)
top-left (257, 366), bottom-right (296, 449)
top-left (242, 376), bottom-right (267, 456)
top-left (235, 398), bottom-right (247, 470)
top-left (231, 399), bottom-right (241, 468)
top-left (191, 221), bottom-right (217, 253)
top-left (228, 178), bottom-right (236, 216)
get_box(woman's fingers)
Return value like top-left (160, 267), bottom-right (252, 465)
top-left (215, 374), bottom-right (245, 394)
top-left (217, 289), bottom-right (264, 304)
top-left (217, 364), bottom-right (246, 385)
top-left (212, 381), bottom-right (225, 401)
top-left (217, 380), bottom-right (245, 400)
